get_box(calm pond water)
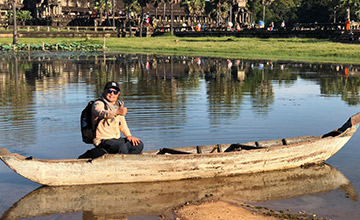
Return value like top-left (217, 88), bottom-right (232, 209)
top-left (0, 52), bottom-right (359, 220)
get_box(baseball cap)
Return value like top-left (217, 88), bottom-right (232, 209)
top-left (104, 81), bottom-right (120, 91)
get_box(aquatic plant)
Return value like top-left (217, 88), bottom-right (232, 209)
top-left (0, 42), bottom-right (103, 52)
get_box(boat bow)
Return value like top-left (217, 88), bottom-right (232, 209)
top-left (0, 148), bottom-right (11, 156)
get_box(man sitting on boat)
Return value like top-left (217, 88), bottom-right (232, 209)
top-left (92, 81), bottom-right (144, 154)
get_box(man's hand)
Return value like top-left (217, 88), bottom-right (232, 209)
top-left (126, 136), bottom-right (141, 146)
top-left (116, 101), bottom-right (127, 116)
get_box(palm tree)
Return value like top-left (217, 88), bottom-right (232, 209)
top-left (138, 0), bottom-right (152, 37)
top-left (112, 0), bottom-right (116, 27)
top-left (163, 0), bottom-right (167, 20)
top-left (339, 0), bottom-right (360, 20)
top-left (262, 0), bottom-right (272, 22)
top-left (182, 0), bottom-right (206, 16)
top-left (94, 0), bottom-right (112, 25)
top-left (123, 0), bottom-right (140, 36)
top-left (153, 0), bottom-right (160, 18)
top-left (182, 0), bottom-right (206, 26)
top-left (12, 0), bottom-right (17, 44)
top-left (209, 0), bottom-right (229, 26)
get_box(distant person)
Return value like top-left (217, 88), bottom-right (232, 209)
top-left (259, 20), bottom-right (265, 29)
top-left (269, 22), bottom-right (274, 31)
top-left (196, 23), bottom-right (201, 31)
top-left (182, 22), bottom-right (187, 31)
top-left (346, 20), bottom-right (350, 31)
top-left (228, 21), bottom-right (233, 31)
top-left (236, 23), bottom-right (240, 31)
top-left (281, 20), bottom-right (286, 30)
top-left (92, 81), bottom-right (144, 154)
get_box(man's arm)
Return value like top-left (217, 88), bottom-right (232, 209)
top-left (119, 117), bottom-right (140, 146)
top-left (92, 100), bottom-right (117, 119)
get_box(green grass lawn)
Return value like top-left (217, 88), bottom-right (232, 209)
top-left (1, 36), bottom-right (360, 64)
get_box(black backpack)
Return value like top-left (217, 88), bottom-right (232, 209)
top-left (80, 99), bottom-right (107, 144)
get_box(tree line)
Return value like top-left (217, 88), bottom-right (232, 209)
top-left (92, 0), bottom-right (360, 29)
top-left (248, 0), bottom-right (360, 27)
top-left (5, 0), bottom-right (360, 29)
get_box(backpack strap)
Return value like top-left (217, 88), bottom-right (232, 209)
top-left (95, 98), bottom-right (108, 110)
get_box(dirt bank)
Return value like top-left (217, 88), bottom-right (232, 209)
top-left (172, 200), bottom-right (280, 220)
top-left (163, 198), bottom-right (324, 220)
top-left (162, 199), bottom-right (280, 220)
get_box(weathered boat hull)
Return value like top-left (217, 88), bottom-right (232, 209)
top-left (0, 113), bottom-right (359, 186)
top-left (1, 164), bottom-right (357, 220)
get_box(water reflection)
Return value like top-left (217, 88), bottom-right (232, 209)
top-left (2, 54), bottom-right (358, 107)
top-left (0, 164), bottom-right (356, 220)
top-left (0, 56), bottom-right (36, 152)
top-left (0, 53), bottom-right (360, 152)
top-left (1, 54), bottom-right (359, 105)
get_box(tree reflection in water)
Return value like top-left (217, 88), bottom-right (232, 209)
top-left (0, 53), bottom-right (359, 151)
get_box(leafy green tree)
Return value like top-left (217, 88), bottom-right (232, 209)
top-left (6, 10), bottom-right (13, 25)
top-left (266, 0), bottom-right (298, 25)
top-left (22, 0), bottom-right (38, 18)
top-left (123, 0), bottom-right (141, 36)
top-left (295, 0), bottom-right (360, 23)
top-left (247, 0), bottom-right (263, 23)
top-left (182, 0), bottom-right (206, 17)
top-left (17, 10), bottom-right (33, 25)
top-left (94, 0), bottom-right (113, 24)
top-left (296, 0), bottom-right (334, 23)
top-left (123, 0), bottom-right (141, 16)
top-left (208, 0), bottom-right (230, 25)
top-left (338, 0), bottom-right (360, 20)
top-left (247, 0), bottom-right (273, 23)
top-left (6, 10), bottom-right (33, 26)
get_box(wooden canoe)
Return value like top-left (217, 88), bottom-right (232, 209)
top-left (0, 164), bottom-right (357, 220)
top-left (1, 113), bottom-right (360, 186)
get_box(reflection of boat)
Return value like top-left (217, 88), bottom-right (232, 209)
top-left (0, 164), bottom-right (357, 220)
top-left (0, 113), bottom-right (360, 186)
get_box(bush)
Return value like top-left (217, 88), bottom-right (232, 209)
top-left (0, 42), bottom-right (103, 52)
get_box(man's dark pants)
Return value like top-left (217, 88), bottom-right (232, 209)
top-left (98, 138), bottom-right (144, 154)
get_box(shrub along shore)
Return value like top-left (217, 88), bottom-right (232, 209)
top-left (1, 36), bottom-right (360, 64)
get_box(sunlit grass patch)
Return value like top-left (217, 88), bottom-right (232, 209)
top-left (1, 36), bottom-right (360, 64)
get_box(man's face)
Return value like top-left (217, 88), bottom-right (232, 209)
top-left (105, 88), bottom-right (119, 103)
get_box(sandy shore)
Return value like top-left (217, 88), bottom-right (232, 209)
top-left (162, 198), bottom-right (323, 220)
top-left (171, 200), bottom-right (280, 220)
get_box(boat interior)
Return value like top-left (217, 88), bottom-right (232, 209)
top-left (142, 135), bottom-right (322, 155)
top-left (142, 126), bottom-right (348, 155)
